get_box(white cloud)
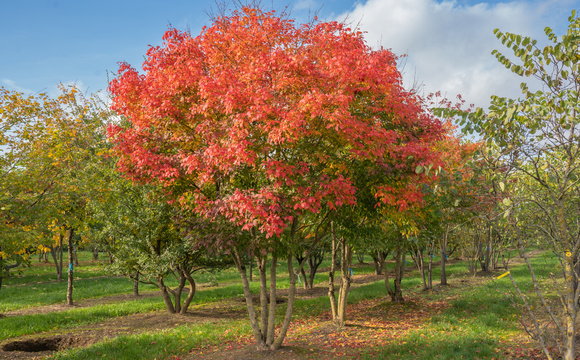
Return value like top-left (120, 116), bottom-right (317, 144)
top-left (337, 0), bottom-right (571, 109)
top-left (1, 79), bottom-right (33, 94)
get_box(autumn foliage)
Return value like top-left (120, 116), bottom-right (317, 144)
top-left (108, 7), bottom-right (443, 241)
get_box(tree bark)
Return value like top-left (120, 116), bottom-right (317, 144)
top-left (49, 244), bottom-right (61, 281)
top-left (266, 254), bottom-right (278, 346)
top-left (132, 271), bottom-right (140, 296)
top-left (336, 237), bottom-right (352, 327)
top-left (158, 277), bottom-right (176, 314)
top-left (181, 271), bottom-right (196, 314)
top-left (66, 227), bottom-right (75, 306)
top-left (232, 219), bottom-right (306, 350)
top-left (372, 253), bottom-right (383, 275)
top-left (257, 256), bottom-right (268, 341)
top-left (384, 239), bottom-right (405, 302)
top-left (440, 228), bottom-right (448, 286)
top-left (271, 251), bottom-right (299, 350)
top-left (295, 252), bottom-right (309, 289)
top-left (564, 255), bottom-right (577, 360)
top-left (328, 222), bottom-right (338, 321)
top-left (393, 247), bottom-right (405, 301)
top-left (233, 248), bottom-right (267, 350)
top-left (59, 236), bottom-right (64, 281)
top-left (307, 250), bottom-right (324, 289)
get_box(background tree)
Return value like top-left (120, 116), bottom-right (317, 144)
top-left (0, 85), bottom-right (111, 304)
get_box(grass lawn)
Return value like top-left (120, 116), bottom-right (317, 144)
top-left (0, 250), bottom-right (558, 359)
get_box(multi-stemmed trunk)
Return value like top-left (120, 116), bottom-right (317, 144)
top-left (231, 219), bottom-right (308, 350)
top-left (307, 251), bottom-right (324, 289)
top-left (327, 222), bottom-right (353, 327)
top-left (384, 237), bottom-right (405, 302)
top-left (418, 239), bottom-right (436, 291)
top-left (296, 249), bottom-right (325, 289)
top-left (372, 251), bottom-right (385, 276)
top-left (232, 247), bottom-right (302, 350)
top-left (157, 266), bottom-right (196, 314)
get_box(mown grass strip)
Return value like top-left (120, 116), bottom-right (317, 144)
top-left (0, 297), bottom-right (164, 341)
top-left (52, 320), bottom-right (252, 360)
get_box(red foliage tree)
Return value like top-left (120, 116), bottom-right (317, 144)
top-left (108, 6), bottom-right (443, 350)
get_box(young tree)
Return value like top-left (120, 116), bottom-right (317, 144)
top-left (0, 85), bottom-right (111, 304)
top-left (108, 6), bottom-right (443, 350)
top-left (456, 11), bottom-right (580, 360)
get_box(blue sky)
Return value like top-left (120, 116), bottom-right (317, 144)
top-left (1, 0), bottom-right (578, 108)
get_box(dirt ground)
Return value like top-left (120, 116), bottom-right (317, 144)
top-left (0, 259), bottom-right (543, 360)
top-left (0, 269), bottom-right (385, 360)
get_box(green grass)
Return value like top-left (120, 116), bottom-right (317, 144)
top-left (0, 250), bottom-right (561, 360)
top-left (52, 320), bottom-right (253, 360)
top-left (0, 296), bottom-right (165, 340)
top-left (0, 276), bottom-right (159, 312)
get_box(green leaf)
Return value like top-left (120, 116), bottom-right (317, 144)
top-left (415, 165), bottom-right (423, 174)
top-left (502, 198), bottom-right (512, 206)
top-left (503, 209), bottom-right (511, 218)
top-left (499, 182), bottom-right (505, 191)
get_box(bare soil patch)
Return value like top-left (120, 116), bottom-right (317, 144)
top-left (0, 298), bottom-right (247, 360)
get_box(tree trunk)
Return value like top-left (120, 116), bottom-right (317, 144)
top-left (180, 270), bottom-right (196, 314)
top-left (49, 245), bottom-right (60, 281)
top-left (299, 266), bottom-right (308, 289)
top-left (248, 255), bottom-right (253, 282)
top-left (412, 246), bottom-right (427, 290)
top-left (59, 236), bottom-right (64, 281)
top-left (158, 277), bottom-right (176, 314)
top-left (66, 228), bottom-right (74, 306)
top-left (307, 250), bottom-right (324, 290)
top-left (295, 252), bottom-right (309, 289)
top-left (427, 240), bottom-right (434, 290)
top-left (384, 239), bottom-right (405, 302)
top-left (336, 237), bottom-right (352, 327)
top-left (564, 255), bottom-right (577, 360)
top-left (93, 245), bottom-right (99, 260)
top-left (231, 219), bottom-right (304, 350)
top-left (440, 228), bottom-right (448, 286)
top-left (271, 251), bottom-right (300, 350)
top-left (132, 271), bottom-right (140, 296)
top-left (266, 255), bottom-right (278, 346)
top-left (372, 253), bottom-right (383, 275)
top-left (328, 222), bottom-right (338, 321)
top-left (393, 247), bottom-right (405, 301)
top-left (257, 256), bottom-right (268, 341)
top-left (233, 249), bottom-right (267, 350)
